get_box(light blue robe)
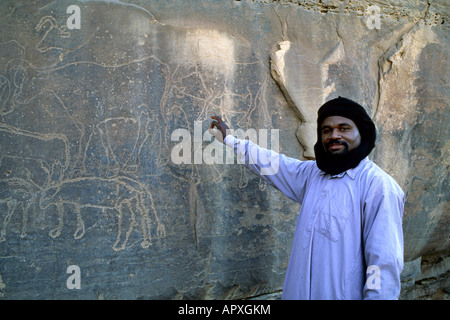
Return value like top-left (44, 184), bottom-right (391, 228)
top-left (225, 136), bottom-right (404, 300)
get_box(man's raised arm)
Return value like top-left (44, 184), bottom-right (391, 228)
top-left (209, 115), bottom-right (311, 204)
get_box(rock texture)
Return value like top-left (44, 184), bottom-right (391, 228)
top-left (0, 0), bottom-right (448, 299)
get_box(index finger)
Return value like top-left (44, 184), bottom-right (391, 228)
top-left (209, 121), bottom-right (219, 129)
top-left (210, 115), bottom-right (222, 122)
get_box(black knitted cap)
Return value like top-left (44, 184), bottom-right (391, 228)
top-left (314, 96), bottom-right (377, 175)
top-left (316, 96), bottom-right (376, 153)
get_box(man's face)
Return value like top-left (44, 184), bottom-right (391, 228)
top-left (321, 116), bottom-right (361, 155)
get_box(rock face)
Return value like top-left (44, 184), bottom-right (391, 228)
top-left (0, 0), bottom-right (448, 299)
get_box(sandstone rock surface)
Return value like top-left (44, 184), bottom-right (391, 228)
top-left (0, 0), bottom-right (448, 299)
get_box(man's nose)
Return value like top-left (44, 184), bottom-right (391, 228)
top-left (330, 129), bottom-right (341, 139)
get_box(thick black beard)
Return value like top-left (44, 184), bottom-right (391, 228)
top-left (314, 140), bottom-right (369, 175)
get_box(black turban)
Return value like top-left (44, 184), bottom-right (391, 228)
top-left (313, 96), bottom-right (377, 175)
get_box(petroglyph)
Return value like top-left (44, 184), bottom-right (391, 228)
top-left (0, 124), bottom-right (70, 169)
top-left (35, 16), bottom-right (71, 53)
top-left (0, 1), bottom-right (275, 254)
top-left (39, 176), bottom-right (165, 251)
top-left (0, 178), bottom-right (36, 242)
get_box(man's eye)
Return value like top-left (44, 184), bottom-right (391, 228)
top-left (322, 129), bottom-right (330, 134)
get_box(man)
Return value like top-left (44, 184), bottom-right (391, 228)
top-left (209, 96), bottom-right (405, 300)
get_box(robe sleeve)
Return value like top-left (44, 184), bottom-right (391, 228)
top-left (362, 174), bottom-right (405, 300)
top-left (224, 135), bottom-right (312, 204)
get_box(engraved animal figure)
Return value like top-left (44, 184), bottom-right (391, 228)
top-left (0, 178), bottom-right (36, 242)
top-left (0, 125), bottom-right (69, 242)
top-left (11, 58), bottom-right (168, 177)
top-left (35, 16), bottom-right (70, 53)
top-left (0, 124), bottom-right (69, 170)
top-left (0, 157), bottom-right (61, 242)
top-left (0, 40), bottom-right (25, 114)
top-left (91, 111), bottom-right (163, 177)
top-left (39, 176), bottom-right (165, 251)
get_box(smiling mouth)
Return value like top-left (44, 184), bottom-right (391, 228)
top-left (328, 143), bottom-right (344, 150)
top-left (325, 140), bottom-right (348, 153)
